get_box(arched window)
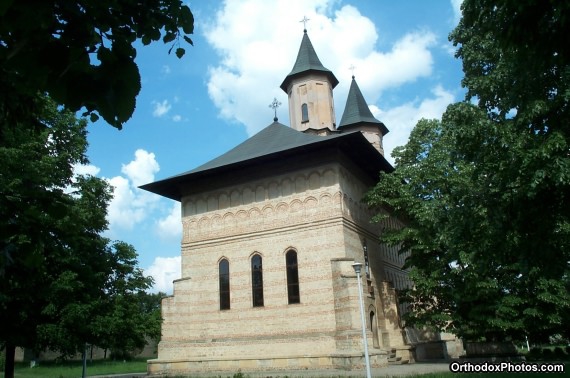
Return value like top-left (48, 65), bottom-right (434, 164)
top-left (301, 103), bottom-right (309, 123)
top-left (219, 259), bottom-right (230, 310)
top-left (286, 250), bottom-right (300, 304)
top-left (251, 255), bottom-right (264, 307)
top-left (370, 310), bottom-right (380, 348)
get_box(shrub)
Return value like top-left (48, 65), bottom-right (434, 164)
top-left (553, 347), bottom-right (567, 360)
top-left (527, 347), bottom-right (543, 360)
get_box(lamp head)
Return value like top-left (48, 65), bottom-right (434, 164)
top-left (352, 262), bottom-right (363, 274)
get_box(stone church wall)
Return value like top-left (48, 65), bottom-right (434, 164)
top-left (149, 163), bottom-right (414, 374)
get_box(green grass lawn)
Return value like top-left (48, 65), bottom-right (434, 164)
top-left (1, 361), bottom-right (568, 378)
top-left (0, 358), bottom-right (147, 378)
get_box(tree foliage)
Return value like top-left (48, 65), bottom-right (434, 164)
top-left (0, 97), bottom-right (159, 377)
top-left (366, 0), bottom-right (570, 342)
top-left (0, 0), bottom-right (194, 129)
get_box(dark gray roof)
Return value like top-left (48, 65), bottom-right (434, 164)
top-left (338, 76), bottom-right (389, 136)
top-left (181, 120), bottom-right (341, 175)
top-left (280, 30), bottom-right (339, 92)
top-left (140, 121), bottom-right (393, 201)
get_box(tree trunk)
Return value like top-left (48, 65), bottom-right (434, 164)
top-left (4, 342), bottom-right (16, 378)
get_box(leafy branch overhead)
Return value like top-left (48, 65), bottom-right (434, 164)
top-left (0, 0), bottom-right (194, 129)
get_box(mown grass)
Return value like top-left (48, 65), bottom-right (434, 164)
top-left (170, 370), bottom-right (569, 378)
top-left (1, 360), bottom-right (568, 378)
top-left (0, 358), bottom-right (147, 378)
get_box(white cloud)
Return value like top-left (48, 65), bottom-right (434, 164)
top-left (204, 0), bottom-right (437, 136)
top-left (145, 256), bottom-right (181, 294)
top-left (64, 163), bottom-right (102, 194)
top-left (156, 202), bottom-right (182, 242)
top-left (106, 149), bottom-right (161, 231)
top-left (73, 163), bottom-right (101, 176)
top-left (372, 85), bottom-right (455, 164)
top-left (121, 149), bottom-right (160, 187)
top-left (152, 99), bottom-right (172, 117)
top-left (106, 175), bottom-right (147, 230)
top-left (451, 0), bottom-right (463, 25)
top-left (172, 114), bottom-right (182, 122)
top-left (161, 65), bottom-right (171, 75)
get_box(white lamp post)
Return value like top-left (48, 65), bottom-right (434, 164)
top-left (352, 262), bottom-right (372, 378)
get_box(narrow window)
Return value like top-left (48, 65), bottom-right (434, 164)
top-left (286, 250), bottom-right (300, 304)
top-left (251, 255), bottom-right (264, 307)
top-left (301, 103), bottom-right (309, 123)
top-left (219, 259), bottom-right (230, 310)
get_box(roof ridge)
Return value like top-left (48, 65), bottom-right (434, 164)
top-left (178, 122), bottom-right (340, 176)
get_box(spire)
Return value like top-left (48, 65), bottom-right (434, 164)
top-left (280, 30), bottom-right (339, 92)
top-left (338, 76), bottom-right (388, 135)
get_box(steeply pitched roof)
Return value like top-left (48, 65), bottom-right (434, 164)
top-left (182, 120), bottom-right (338, 174)
top-left (140, 121), bottom-right (393, 201)
top-left (338, 76), bottom-right (389, 135)
top-left (280, 30), bottom-right (339, 92)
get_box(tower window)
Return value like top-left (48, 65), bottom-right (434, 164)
top-left (301, 103), bottom-right (309, 123)
top-left (286, 250), bottom-right (300, 304)
top-left (251, 254), bottom-right (264, 307)
top-left (219, 259), bottom-right (230, 310)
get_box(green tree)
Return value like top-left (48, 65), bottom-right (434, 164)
top-left (89, 246), bottom-right (164, 358)
top-left (366, 0), bottom-right (570, 342)
top-left (0, 0), bottom-right (194, 129)
top-left (0, 97), bottom-right (156, 378)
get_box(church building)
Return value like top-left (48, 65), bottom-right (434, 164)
top-left (141, 28), bottom-right (435, 375)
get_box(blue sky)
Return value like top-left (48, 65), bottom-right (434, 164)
top-left (79, 0), bottom-right (464, 293)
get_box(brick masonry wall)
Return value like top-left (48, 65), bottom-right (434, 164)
top-left (152, 162), bottom-right (410, 372)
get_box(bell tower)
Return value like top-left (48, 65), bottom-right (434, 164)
top-left (280, 25), bottom-right (339, 135)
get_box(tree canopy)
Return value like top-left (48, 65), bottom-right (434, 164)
top-left (366, 0), bottom-right (570, 342)
top-left (0, 0), bottom-right (194, 129)
top-left (0, 97), bottom-right (159, 378)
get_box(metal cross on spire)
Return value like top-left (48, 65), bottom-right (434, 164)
top-left (269, 97), bottom-right (281, 122)
top-left (300, 16), bottom-right (310, 31)
top-left (349, 64), bottom-right (356, 79)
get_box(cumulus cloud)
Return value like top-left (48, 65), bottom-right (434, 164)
top-left (145, 256), bottom-right (181, 294)
top-left (106, 149), bottom-right (161, 231)
top-left (64, 163), bottom-right (102, 194)
top-left (156, 202), bottom-right (182, 242)
top-left (152, 99), bottom-right (172, 117)
top-left (372, 85), bottom-right (455, 164)
top-left (172, 115), bottom-right (182, 122)
top-left (73, 163), bottom-right (101, 176)
top-left (451, 0), bottom-right (463, 25)
top-left (121, 149), bottom-right (160, 187)
top-left (204, 0), bottom-right (437, 136)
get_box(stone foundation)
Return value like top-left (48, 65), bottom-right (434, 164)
top-left (147, 351), bottom-right (389, 376)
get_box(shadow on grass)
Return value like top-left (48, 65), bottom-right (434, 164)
top-left (0, 358), bottom-right (147, 378)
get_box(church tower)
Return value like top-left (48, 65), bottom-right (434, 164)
top-left (280, 28), bottom-right (339, 135)
top-left (338, 76), bottom-right (389, 155)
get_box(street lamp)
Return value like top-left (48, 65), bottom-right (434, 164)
top-left (352, 262), bottom-right (372, 378)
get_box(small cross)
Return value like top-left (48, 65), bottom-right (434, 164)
top-left (268, 98), bottom-right (281, 121)
top-left (349, 64), bottom-right (356, 78)
top-left (300, 16), bottom-right (310, 31)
